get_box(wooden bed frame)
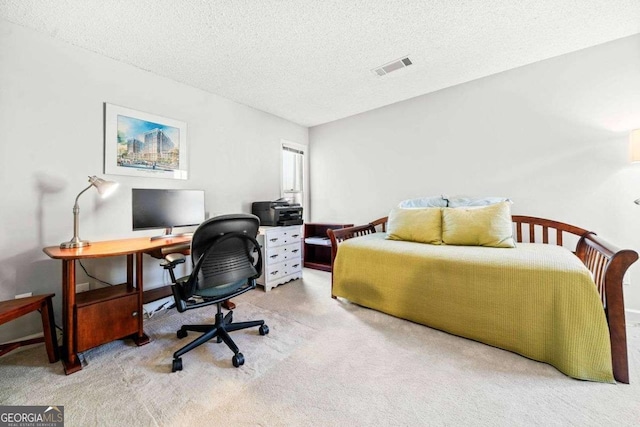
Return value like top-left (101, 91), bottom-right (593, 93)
top-left (327, 215), bottom-right (638, 383)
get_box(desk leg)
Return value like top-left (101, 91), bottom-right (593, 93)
top-left (62, 260), bottom-right (82, 374)
top-left (133, 252), bottom-right (150, 346)
top-left (126, 254), bottom-right (134, 292)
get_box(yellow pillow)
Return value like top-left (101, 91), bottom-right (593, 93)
top-left (386, 207), bottom-right (442, 244)
top-left (442, 202), bottom-right (515, 248)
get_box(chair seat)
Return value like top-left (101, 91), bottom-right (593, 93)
top-left (198, 279), bottom-right (247, 298)
top-left (177, 278), bottom-right (247, 299)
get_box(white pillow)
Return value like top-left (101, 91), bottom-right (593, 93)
top-left (446, 196), bottom-right (512, 208)
top-left (398, 196), bottom-right (448, 208)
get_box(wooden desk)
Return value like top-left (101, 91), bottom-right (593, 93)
top-left (43, 236), bottom-right (191, 374)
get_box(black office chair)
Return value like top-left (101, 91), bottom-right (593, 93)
top-left (161, 213), bottom-right (268, 372)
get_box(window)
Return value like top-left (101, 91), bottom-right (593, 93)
top-left (281, 141), bottom-right (306, 209)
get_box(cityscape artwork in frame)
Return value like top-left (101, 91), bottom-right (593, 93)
top-left (104, 103), bottom-right (188, 179)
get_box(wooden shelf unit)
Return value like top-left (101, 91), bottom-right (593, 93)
top-left (303, 223), bottom-right (353, 272)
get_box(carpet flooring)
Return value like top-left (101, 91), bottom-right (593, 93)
top-left (1, 268), bottom-right (640, 426)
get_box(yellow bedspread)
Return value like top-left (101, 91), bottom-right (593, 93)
top-left (333, 233), bottom-right (614, 382)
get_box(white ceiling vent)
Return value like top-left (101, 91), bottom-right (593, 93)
top-left (372, 56), bottom-right (412, 76)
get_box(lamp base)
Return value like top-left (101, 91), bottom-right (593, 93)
top-left (60, 240), bottom-right (91, 249)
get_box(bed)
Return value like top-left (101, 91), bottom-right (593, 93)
top-left (328, 215), bottom-right (638, 383)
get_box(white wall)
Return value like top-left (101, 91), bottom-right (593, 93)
top-left (310, 34), bottom-right (640, 311)
top-left (0, 19), bottom-right (308, 342)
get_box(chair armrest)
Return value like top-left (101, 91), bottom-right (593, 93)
top-left (161, 253), bottom-right (186, 268)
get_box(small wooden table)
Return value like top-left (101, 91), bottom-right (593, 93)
top-left (43, 236), bottom-right (191, 374)
top-left (0, 294), bottom-right (59, 363)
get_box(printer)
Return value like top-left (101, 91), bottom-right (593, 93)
top-left (252, 200), bottom-right (303, 226)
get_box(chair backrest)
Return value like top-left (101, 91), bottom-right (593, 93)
top-left (190, 213), bottom-right (261, 291)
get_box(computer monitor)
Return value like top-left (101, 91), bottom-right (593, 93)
top-left (132, 188), bottom-right (205, 240)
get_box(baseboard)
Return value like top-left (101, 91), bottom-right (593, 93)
top-left (626, 309), bottom-right (640, 324)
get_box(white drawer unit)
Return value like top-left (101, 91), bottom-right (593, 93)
top-left (257, 225), bottom-right (303, 291)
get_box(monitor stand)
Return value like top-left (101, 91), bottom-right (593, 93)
top-left (150, 228), bottom-right (194, 241)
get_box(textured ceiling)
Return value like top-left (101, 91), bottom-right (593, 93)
top-left (1, 1), bottom-right (640, 127)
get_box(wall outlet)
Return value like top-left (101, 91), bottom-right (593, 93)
top-left (15, 292), bottom-right (33, 299)
top-left (76, 282), bottom-right (91, 293)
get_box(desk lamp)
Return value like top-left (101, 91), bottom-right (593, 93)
top-left (60, 175), bottom-right (119, 249)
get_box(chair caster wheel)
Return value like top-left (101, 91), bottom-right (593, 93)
top-left (177, 329), bottom-right (188, 339)
top-left (172, 358), bottom-right (183, 372)
top-left (232, 353), bottom-right (244, 367)
top-left (259, 324), bottom-right (269, 335)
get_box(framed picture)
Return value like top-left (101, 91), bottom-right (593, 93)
top-left (104, 103), bottom-right (188, 179)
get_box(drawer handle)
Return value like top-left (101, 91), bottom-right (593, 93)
top-left (132, 311), bottom-right (139, 317)
top-left (291, 249), bottom-right (299, 253)
top-left (270, 254), bottom-right (279, 259)
top-left (270, 271), bottom-right (279, 276)
top-left (291, 234), bottom-right (300, 238)
top-left (292, 264), bottom-right (300, 268)
top-left (270, 238), bottom-right (279, 242)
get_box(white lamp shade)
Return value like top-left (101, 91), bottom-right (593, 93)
top-left (630, 129), bottom-right (640, 163)
top-left (89, 176), bottom-right (119, 198)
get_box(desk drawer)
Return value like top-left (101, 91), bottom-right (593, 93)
top-left (75, 292), bottom-right (139, 352)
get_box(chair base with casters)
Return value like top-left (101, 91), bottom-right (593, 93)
top-left (171, 287), bottom-right (269, 372)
